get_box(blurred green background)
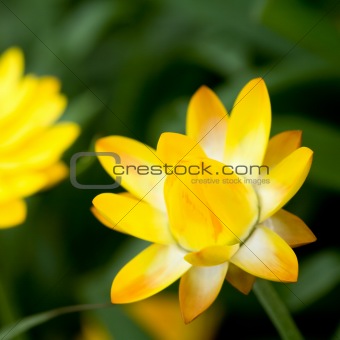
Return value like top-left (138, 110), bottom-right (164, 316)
top-left (1, 0), bottom-right (340, 339)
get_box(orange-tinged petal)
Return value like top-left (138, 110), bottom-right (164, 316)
top-left (92, 193), bottom-right (174, 245)
top-left (199, 160), bottom-right (259, 242)
top-left (157, 132), bottom-right (206, 165)
top-left (184, 244), bottom-right (239, 266)
top-left (164, 162), bottom-right (237, 251)
top-left (0, 199), bottom-right (26, 228)
top-left (0, 123), bottom-right (79, 170)
top-left (263, 130), bottom-right (302, 168)
top-left (186, 86), bottom-right (228, 161)
top-left (230, 226), bottom-right (298, 282)
top-left (263, 209), bottom-right (316, 248)
top-left (111, 244), bottom-right (190, 303)
top-left (179, 263), bottom-right (228, 324)
top-left (126, 293), bottom-right (224, 340)
top-left (95, 136), bottom-right (166, 211)
top-left (164, 158), bottom-right (258, 249)
top-left (257, 147), bottom-right (313, 222)
top-left (224, 78), bottom-right (271, 170)
top-left (225, 263), bottom-right (255, 295)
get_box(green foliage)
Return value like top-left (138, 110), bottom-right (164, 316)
top-left (0, 0), bottom-right (339, 339)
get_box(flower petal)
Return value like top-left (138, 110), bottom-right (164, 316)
top-left (92, 193), bottom-right (174, 245)
top-left (126, 293), bottom-right (224, 340)
top-left (0, 171), bottom-right (47, 203)
top-left (157, 132), bottom-right (206, 165)
top-left (257, 147), bottom-right (313, 222)
top-left (230, 226), bottom-right (298, 282)
top-left (224, 78), bottom-right (271, 170)
top-left (0, 75), bottom-right (38, 125)
top-left (263, 130), bottom-right (302, 168)
top-left (111, 244), bottom-right (190, 303)
top-left (0, 47), bottom-right (23, 100)
top-left (179, 263), bottom-right (228, 324)
top-left (185, 244), bottom-right (239, 266)
top-left (164, 158), bottom-right (258, 250)
top-left (199, 160), bottom-right (259, 242)
top-left (186, 86), bottom-right (228, 161)
top-left (225, 263), bottom-right (255, 295)
top-left (0, 123), bottom-right (79, 170)
top-left (95, 136), bottom-right (166, 211)
top-left (40, 162), bottom-right (69, 189)
top-left (0, 199), bottom-right (27, 228)
top-left (0, 77), bottom-right (67, 151)
top-left (263, 209), bottom-right (316, 248)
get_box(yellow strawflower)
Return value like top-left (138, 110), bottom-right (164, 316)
top-left (92, 78), bottom-right (315, 323)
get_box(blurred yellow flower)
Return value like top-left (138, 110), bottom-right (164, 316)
top-left (126, 293), bottom-right (223, 340)
top-left (92, 78), bottom-right (316, 323)
top-left (0, 47), bottom-right (80, 228)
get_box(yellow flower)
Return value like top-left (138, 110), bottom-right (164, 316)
top-left (92, 78), bottom-right (316, 323)
top-left (0, 47), bottom-right (80, 228)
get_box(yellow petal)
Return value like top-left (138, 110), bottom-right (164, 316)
top-left (230, 226), bottom-right (298, 282)
top-left (0, 75), bottom-right (39, 125)
top-left (186, 86), bottom-right (228, 161)
top-left (164, 158), bottom-right (258, 249)
top-left (111, 244), bottom-right (190, 303)
top-left (0, 77), bottom-right (67, 151)
top-left (164, 163), bottom-right (234, 251)
top-left (0, 171), bottom-right (47, 203)
top-left (0, 199), bottom-right (27, 228)
top-left (185, 244), bottom-right (239, 266)
top-left (157, 132), bottom-right (206, 165)
top-left (257, 147), bottom-right (313, 221)
top-left (263, 130), bottom-right (302, 168)
top-left (225, 263), bottom-right (255, 295)
top-left (0, 123), bottom-right (80, 170)
top-left (199, 159), bottom-right (259, 242)
top-left (179, 263), bottom-right (228, 324)
top-left (40, 162), bottom-right (69, 189)
top-left (0, 47), bottom-right (23, 99)
top-left (92, 193), bottom-right (174, 245)
top-left (95, 136), bottom-right (166, 211)
top-left (263, 209), bottom-right (316, 248)
top-left (224, 78), bottom-right (271, 170)
top-left (90, 206), bottom-right (115, 229)
top-left (126, 293), bottom-right (224, 340)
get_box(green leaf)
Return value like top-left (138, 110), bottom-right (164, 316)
top-left (275, 250), bottom-right (340, 312)
top-left (261, 0), bottom-right (340, 64)
top-left (60, 1), bottom-right (117, 60)
top-left (0, 303), bottom-right (112, 339)
top-left (76, 239), bottom-right (152, 340)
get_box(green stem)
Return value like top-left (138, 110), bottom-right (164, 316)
top-left (253, 279), bottom-right (304, 340)
top-left (0, 302), bottom-right (112, 339)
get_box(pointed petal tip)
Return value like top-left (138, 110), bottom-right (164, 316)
top-left (196, 84), bottom-right (211, 93)
top-left (181, 311), bottom-right (200, 324)
top-left (231, 227), bottom-right (299, 282)
top-left (190, 85), bottom-right (217, 103)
